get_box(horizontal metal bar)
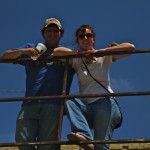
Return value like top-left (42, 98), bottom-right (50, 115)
top-left (0, 138), bottom-right (150, 147)
top-left (0, 91), bottom-right (150, 102)
top-left (0, 49), bottom-right (150, 63)
top-left (0, 90), bottom-right (24, 93)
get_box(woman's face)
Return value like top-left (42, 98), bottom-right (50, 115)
top-left (77, 28), bottom-right (95, 50)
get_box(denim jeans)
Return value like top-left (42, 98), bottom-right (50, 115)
top-left (15, 102), bottom-right (61, 150)
top-left (65, 98), bottom-right (122, 150)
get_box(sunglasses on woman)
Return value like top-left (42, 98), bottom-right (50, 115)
top-left (78, 33), bottom-right (93, 39)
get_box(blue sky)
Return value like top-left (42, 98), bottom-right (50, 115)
top-left (0, 0), bottom-right (150, 143)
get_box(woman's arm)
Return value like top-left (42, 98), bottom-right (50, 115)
top-left (53, 47), bottom-right (78, 55)
top-left (53, 47), bottom-right (91, 64)
top-left (53, 47), bottom-right (90, 55)
top-left (0, 48), bottom-right (40, 60)
top-left (53, 47), bottom-right (79, 64)
top-left (53, 47), bottom-right (75, 64)
top-left (95, 42), bottom-right (135, 61)
top-left (53, 43), bottom-right (135, 63)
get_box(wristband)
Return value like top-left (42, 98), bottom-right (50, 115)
top-left (19, 49), bottom-right (22, 57)
top-left (76, 50), bottom-right (81, 54)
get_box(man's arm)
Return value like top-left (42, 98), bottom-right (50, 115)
top-left (0, 48), bottom-right (40, 60)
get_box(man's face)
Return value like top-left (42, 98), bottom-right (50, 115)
top-left (43, 25), bottom-right (62, 46)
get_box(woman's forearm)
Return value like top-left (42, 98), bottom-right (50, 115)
top-left (95, 42), bottom-right (135, 61)
top-left (53, 47), bottom-right (75, 56)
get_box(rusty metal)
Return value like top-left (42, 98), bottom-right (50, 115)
top-left (0, 138), bottom-right (150, 147)
top-left (1, 49), bottom-right (150, 148)
top-left (57, 59), bottom-right (69, 141)
top-left (1, 49), bottom-right (150, 63)
top-left (0, 91), bottom-right (150, 102)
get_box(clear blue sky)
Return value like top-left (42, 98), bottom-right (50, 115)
top-left (0, 0), bottom-right (150, 143)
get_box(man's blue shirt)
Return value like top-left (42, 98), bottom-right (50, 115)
top-left (17, 43), bottom-right (75, 105)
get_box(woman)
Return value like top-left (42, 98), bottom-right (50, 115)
top-left (54, 24), bottom-right (135, 150)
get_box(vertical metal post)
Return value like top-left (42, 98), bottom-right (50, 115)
top-left (57, 58), bottom-right (69, 140)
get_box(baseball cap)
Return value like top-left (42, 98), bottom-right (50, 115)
top-left (42, 18), bottom-right (62, 30)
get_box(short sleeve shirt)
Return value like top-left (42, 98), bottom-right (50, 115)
top-left (72, 56), bottom-right (113, 104)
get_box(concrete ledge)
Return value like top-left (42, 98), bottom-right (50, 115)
top-left (1, 143), bottom-right (150, 150)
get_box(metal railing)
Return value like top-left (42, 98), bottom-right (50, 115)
top-left (0, 49), bottom-right (150, 148)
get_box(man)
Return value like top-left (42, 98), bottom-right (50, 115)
top-left (0, 18), bottom-right (75, 150)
